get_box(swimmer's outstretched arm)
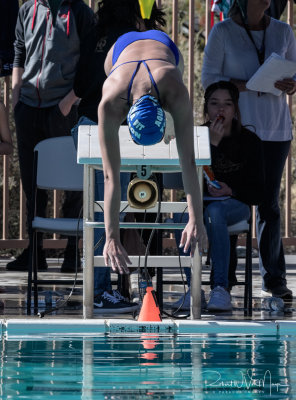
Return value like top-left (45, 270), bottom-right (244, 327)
top-left (164, 76), bottom-right (208, 256)
top-left (98, 86), bottom-right (132, 274)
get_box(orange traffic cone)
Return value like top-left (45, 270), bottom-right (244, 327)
top-left (138, 286), bottom-right (162, 322)
top-left (141, 333), bottom-right (159, 350)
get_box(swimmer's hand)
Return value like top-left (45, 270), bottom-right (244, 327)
top-left (179, 220), bottom-right (208, 257)
top-left (163, 134), bottom-right (175, 144)
top-left (103, 238), bottom-right (132, 274)
top-left (163, 111), bottom-right (175, 144)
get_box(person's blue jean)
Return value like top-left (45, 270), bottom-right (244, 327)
top-left (204, 198), bottom-right (250, 289)
top-left (71, 116), bottom-right (130, 296)
top-left (174, 198), bottom-right (250, 289)
top-left (256, 140), bottom-right (291, 291)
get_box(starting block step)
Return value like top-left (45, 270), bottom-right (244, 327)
top-left (93, 255), bottom-right (192, 268)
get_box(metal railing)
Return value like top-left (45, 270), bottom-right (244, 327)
top-left (0, 0), bottom-right (295, 251)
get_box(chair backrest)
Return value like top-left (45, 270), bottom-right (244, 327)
top-left (34, 136), bottom-right (83, 191)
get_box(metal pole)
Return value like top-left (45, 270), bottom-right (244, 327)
top-left (190, 167), bottom-right (203, 319)
top-left (188, 0), bottom-right (194, 103)
top-left (205, 0), bottom-right (211, 42)
top-left (2, 77), bottom-right (10, 240)
top-left (172, 0), bottom-right (178, 45)
top-left (83, 165), bottom-right (94, 319)
top-left (285, 0), bottom-right (293, 238)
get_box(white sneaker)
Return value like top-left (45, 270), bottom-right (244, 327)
top-left (171, 289), bottom-right (207, 311)
top-left (207, 286), bottom-right (232, 311)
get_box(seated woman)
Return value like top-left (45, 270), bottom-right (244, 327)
top-left (98, 2), bottom-right (207, 275)
top-left (203, 81), bottom-right (265, 311)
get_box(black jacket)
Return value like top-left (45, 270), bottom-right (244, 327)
top-left (205, 121), bottom-right (265, 206)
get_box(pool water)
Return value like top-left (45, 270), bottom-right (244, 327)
top-left (2, 334), bottom-right (295, 399)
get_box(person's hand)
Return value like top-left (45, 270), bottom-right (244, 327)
top-left (58, 96), bottom-right (73, 117)
top-left (274, 78), bottom-right (296, 95)
top-left (209, 116), bottom-right (225, 146)
top-left (103, 237), bottom-right (132, 274)
top-left (208, 181), bottom-right (232, 197)
top-left (163, 133), bottom-right (175, 144)
top-left (179, 219), bottom-right (208, 257)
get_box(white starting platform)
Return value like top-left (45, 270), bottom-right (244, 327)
top-left (77, 125), bottom-right (211, 319)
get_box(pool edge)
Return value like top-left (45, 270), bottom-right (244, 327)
top-left (2, 318), bottom-right (295, 337)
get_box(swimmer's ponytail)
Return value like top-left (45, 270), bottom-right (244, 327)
top-left (95, 0), bottom-right (166, 38)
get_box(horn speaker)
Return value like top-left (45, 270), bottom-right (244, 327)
top-left (127, 178), bottom-right (158, 209)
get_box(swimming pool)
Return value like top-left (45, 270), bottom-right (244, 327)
top-left (2, 320), bottom-right (296, 399)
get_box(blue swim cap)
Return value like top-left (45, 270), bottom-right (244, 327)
top-left (127, 95), bottom-right (166, 146)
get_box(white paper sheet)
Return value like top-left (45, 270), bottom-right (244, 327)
top-left (246, 52), bottom-right (296, 96)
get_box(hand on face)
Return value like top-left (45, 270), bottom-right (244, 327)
top-left (103, 238), bottom-right (132, 274)
top-left (206, 89), bottom-right (235, 144)
top-left (209, 116), bottom-right (225, 146)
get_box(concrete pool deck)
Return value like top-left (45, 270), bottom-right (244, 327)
top-left (0, 254), bottom-right (295, 323)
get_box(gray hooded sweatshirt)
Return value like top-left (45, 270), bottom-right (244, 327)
top-left (14, 0), bottom-right (94, 107)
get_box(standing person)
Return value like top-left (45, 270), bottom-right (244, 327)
top-left (201, 0), bottom-right (296, 300)
top-left (7, 0), bottom-right (94, 272)
top-left (98, 12), bottom-right (207, 275)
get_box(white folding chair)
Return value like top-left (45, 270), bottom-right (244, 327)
top-left (27, 136), bottom-right (83, 315)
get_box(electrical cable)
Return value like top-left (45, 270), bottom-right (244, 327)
top-left (136, 175), bottom-right (162, 301)
top-left (160, 204), bottom-right (190, 319)
top-left (135, 177), bottom-right (191, 319)
top-left (38, 202), bottom-right (129, 317)
top-left (38, 178), bottom-right (192, 319)
top-left (38, 205), bottom-right (83, 318)
top-left (93, 202), bottom-right (129, 252)
top-left (137, 210), bottom-right (148, 302)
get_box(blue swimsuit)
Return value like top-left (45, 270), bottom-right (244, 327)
top-left (110, 30), bottom-right (179, 105)
top-left (112, 30), bottom-right (179, 66)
